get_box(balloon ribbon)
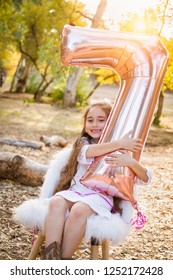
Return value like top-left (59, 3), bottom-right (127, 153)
top-left (130, 211), bottom-right (146, 230)
top-left (32, 227), bottom-right (37, 246)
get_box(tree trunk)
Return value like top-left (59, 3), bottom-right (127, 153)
top-left (10, 56), bottom-right (31, 93)
top-left (40, 135), bottom-right (68, 147)
top-left (153, 91), bottom-right (164, 125)
top-left (0, 153), bottom-right (48, 187)
top-left (63, 67), bottom-right (83, 107)
top-left (63, 0), bottom-right (108, 107)
top-left (33, 65), bottom-right (54, 101)
top-left (9, 56), bottom-right (22, 92)
top-left (0, 138), bottom-right (43, 149)
top-left (152, 0), bottom-right (169, 126)
top-left (91, 0), bottom-right (108, 28)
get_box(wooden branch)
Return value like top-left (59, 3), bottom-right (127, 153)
top-left (85, 73), bottom-right (115, 100)
top-left (0, 138), bottom-right (43, 150)
top-left (18, 43), bottom-right (49, 85)
top-left (18, 42), bottom-right (37, 69)
top-left (76, 10), bottom-right (93, 21)
top-left (158, 0), bottom-right (169, 36)
top-left (40, 135), bottom-right (68, 148)
top-left (0, 153), bottom-right (48, 187)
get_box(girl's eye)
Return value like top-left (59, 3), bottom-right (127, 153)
top-left (99, 119), bottom-right (105, 122)
top-left (86, 118), bottom-right (106, 123)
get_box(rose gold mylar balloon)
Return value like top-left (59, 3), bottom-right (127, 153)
top-left (61, 25), bottom-right (169, 208)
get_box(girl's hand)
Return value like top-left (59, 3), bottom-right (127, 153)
top-left (105, 150), bottom-right (149, 183)
top-left (118, 130), bottom-right (143, 152)
top-left (105, 150), bottom-right (134, 167)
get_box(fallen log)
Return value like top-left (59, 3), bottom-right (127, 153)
top-left (0, 138), bottom-right (43, 149)
top-left (40, 135), bottom-right (68, 147)
top-left (0, 153), bottom-right (48, 187)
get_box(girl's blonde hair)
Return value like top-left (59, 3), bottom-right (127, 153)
top-left (54, 102), bottom-right (112, 193)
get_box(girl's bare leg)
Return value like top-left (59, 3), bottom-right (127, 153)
top-left (45, 196), bottom-right (74, 247)
top-left (61, 202), bottom-right (95, 258)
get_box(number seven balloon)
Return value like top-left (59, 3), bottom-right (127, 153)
top-left (61, 24), bottom-right (169, 210)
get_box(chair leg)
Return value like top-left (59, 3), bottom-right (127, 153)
top-left (90, 238), bottom-right (99, 260)
top-left (28, 231), bottom-right (45, 260)
top-left (102, 240), bottom-right (109, 260)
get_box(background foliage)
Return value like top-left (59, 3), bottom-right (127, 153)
top-left (0, 0), bottom-right (173, 107)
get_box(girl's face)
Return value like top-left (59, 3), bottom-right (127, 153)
top-left (85, 106), bottom-right (108, 142)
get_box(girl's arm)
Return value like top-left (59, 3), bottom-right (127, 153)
top-left (86, 131), bottom-right (143, 158)
top-left (105, 150), bottom-right (148, 183)
top-left (128, 158), bottom-right (148, 183)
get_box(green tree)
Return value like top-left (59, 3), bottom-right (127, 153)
top-left (1, 0), bottom-right (86, 99)
top-left (118, 0), bottom-right (173, 125)
top-left (0, 0), bottom-right (19, 73)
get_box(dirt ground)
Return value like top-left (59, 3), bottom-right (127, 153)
top-left (0, 91), bottom-right (173, 260)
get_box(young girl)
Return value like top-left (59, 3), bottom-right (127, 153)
top-left (44, 102), bottom-right (150, 260)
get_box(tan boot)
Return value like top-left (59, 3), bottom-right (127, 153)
top-left (45, 241), bottom-right (61, 260)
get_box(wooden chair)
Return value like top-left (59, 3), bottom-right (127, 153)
top-left (28, 232), bottom-right (109, 260)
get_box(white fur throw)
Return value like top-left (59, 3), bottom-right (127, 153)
top-left (13, 147), bottom-right (134, 246)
